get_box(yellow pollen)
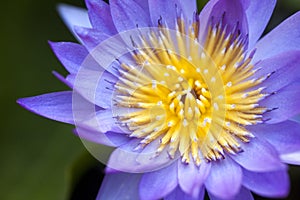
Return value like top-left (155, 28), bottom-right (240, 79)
top-left (113, 18), bottom-right (267, 166)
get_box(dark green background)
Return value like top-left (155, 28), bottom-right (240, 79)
top-left (1, 0), bottom-right (300, 199)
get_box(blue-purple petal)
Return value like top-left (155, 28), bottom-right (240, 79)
top-left (110, 0), bottom-right (151, 32)
top-left (17, 91), bottom-right (74, 124)
top-left (85, 0), bottom-right (117, 34)
top-left (57, 4), bottom-right (91, 42)
top-left (165, 186), bottom-right (204, 200)
top-left (230, 137), bottom-right (286, 172)
top-left (177, 0), bottom-right (197, 23)
top-left (74, 127), bottom-right (129, 147)
top-left (52, 71), bottom-right (73, 88)
top-left (74, 27), bottom-right (110, 49)
top-left (280, 151), bottom-right (300, 165)
top-left (243, 0), bottom-right (276, 49)
top-left (248, 121), bottom-right (300, 155)
top-left (148, 0), bottom-right (177, 29)
top-left (261, 81), bottom-right (300, 124)
top-left (204, 0), bottom-right (248, 39)
top-left (107, 139), bottom-right (176, 173)
top-left (72, 69), bottom-right (117, 109)
top-left (253, 51), bottom-right (300, 92)
top-left (208, 187), bottom-right (254, 200)
top-left (243, 169), bottom-right (290, 198)
top-left (49, 42), bottom-right (88, 74)
top-left (97, 172), bottom-right (141, 200)
top-left (139, 162), bottom-right (178, 200)
top-left (205, 156), bottom-right (242, 199)
top-left (178, 161), bottom-right (211, 198)
top-left (253, 11), bottom-right (300, 62)
top-left (79, 109), bottom-right (123, 133)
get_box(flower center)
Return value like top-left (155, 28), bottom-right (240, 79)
top-left (112, 16), bottom-right (268, 165)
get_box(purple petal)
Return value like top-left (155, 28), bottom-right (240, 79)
top-left (261, 81), bottom-right (300, 124)
top-left (291, 114), bottom-right (300, 123)
top-left (74, 27), bottom-right (110, 49)
top-left (73, 68), bottom-right (117, 109)
top-left (57, 4), bottom-right (91, 42)
top-left (198, 0), bottom-right (218, 43)
top-left (79, 109), bottom-right (123, 133)
top-left (107, 139), bottom-right (142, 172)
top-left (107, 136), bottom-right (177, 173)
top-left (208, 187), bottom-right (254, 200)
top-left (96, 172), bottom-right (141, 200)
top-left (253, 51), bottom-right (300, 92)
top-left (248, 121), bottom-right (300, 154)
top-left (243, 0), bottom-right (276, 49)
top-left (280, 151), bottom-right (300, 165)
top-left (148, 0), bottom-right (177, 29)
top-left (205, 156), bottom-right (242, 199)
top-left (243, 169), bottom-right (290, 198)
top-left (230, 137), bottom-right (286, 172)
top-left (17, 91), bottom-right (74, 124)
top-left (85, 0), bottom-right (117, 35)
top-left (52, 71), bottom-right (73, 88)
top-left (165, 186), bottom-right (204, 200)
top-left (253, 11), bottom-right (300, 62)
top-left (110, 0), bottom-right (151, 32)
top-left (139, 162), bottom-right (178, 200)
top-left (177, 0), bottom-right (197, 23)
top-left (49, 42), bottom-right (88, 74)
top-left (178, 161), bottom-right (211, 198)
top-left (74, 127), bottom-right (129, 147)
top-left (203, 0), bottom-right (248, 40)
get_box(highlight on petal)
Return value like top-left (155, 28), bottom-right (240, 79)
top-left (17, 91), bottom-right (74, 124)
top-left (97, 172), bottom-right (141, 200)
top-left (280, 151), bottom-right (300, 165)
top-left (243, 169), bottom-right (290, 198)
top-left (139, 162), bottom-right (178, 200)
top-left (57, 4), bottom-right (92, 41)
top-left (205, 156), bottom-right (242, 199)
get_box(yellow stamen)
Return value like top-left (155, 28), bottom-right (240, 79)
top-left (112, 19), bottom-right (267, 165)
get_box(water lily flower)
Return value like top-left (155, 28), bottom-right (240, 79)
top-left (18, 0), bottom-right (300, 199)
